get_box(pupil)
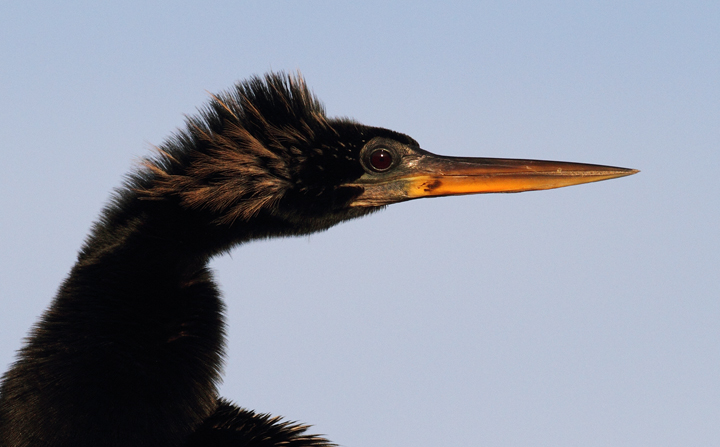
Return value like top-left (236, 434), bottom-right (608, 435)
top-left (370, 149), bottom-right (392, 171)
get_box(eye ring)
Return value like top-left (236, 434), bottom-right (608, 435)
top-left (368, 148), bottom-right (394, 172)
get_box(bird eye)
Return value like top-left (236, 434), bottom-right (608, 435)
top-left (368, 148), bottom-right (393, 172)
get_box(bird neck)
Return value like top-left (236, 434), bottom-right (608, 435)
top-left (0, 190), bottom-right (235, 446)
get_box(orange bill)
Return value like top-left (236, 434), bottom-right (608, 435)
top-left (349, 150), bottom-right (638, 207)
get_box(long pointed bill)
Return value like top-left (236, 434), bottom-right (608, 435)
top-left (405, 156), bottom-right (638, 197)
top-left (350, 150), bottom-right (638, 207)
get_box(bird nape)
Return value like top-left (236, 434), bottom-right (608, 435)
top-left (0, 72), bottom-right (637, 447)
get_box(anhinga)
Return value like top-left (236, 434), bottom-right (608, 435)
top-left (0, 72), bottom-right (637, 447)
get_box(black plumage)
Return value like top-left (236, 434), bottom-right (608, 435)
top-left (0, 72), bottom-right (636, 447)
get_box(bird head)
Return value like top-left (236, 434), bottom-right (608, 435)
top-left (140, 72), bottom-right (636, 239)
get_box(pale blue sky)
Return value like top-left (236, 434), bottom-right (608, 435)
top-left (1, 2), bottom-right (718, 446)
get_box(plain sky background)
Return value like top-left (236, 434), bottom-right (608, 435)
top-left (1, 2), bottom-right (718, 446)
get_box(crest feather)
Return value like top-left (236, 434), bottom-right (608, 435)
top-left (139, 72), bottom-right (332, 223)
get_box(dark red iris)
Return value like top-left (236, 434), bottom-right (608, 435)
top-left (369, 148), bottom-right (393, 171)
